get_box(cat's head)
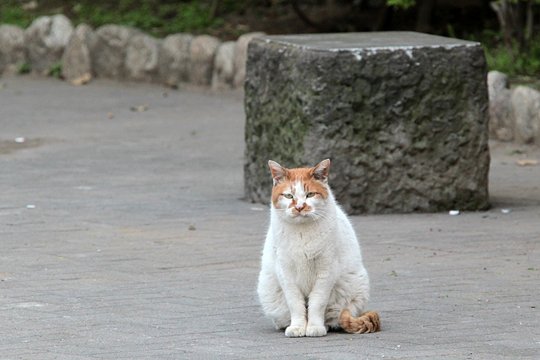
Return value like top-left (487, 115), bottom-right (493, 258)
top-left (268, 159), bottom-right (331, 223)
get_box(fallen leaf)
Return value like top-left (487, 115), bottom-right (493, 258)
top-left (516, 159), bottom-right (538, 166)
top-left (70, 73), bottom-right (92, 86)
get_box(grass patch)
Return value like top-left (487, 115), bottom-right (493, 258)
top-left (485, 41), bottom-right (540, 78)
top-left (48, 62), bottom-right (63, 79)
top-left (0, 2), bottom-right (34, 28)
top-left (18, 62), bottom-right (31, 75)
top-left (0, 0), bottom-right (233, 37)
top-left (469, 30), bottom-right (540, 78)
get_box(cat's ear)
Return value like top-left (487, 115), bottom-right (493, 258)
top-left (312, 159), bottom-right (331, 183)
top-left (268, 160), bottom-right (287, 185)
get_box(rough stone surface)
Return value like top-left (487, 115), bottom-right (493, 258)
top-left (158, 33), bottom-right (193, 86)
top-left (511, 85), bottom-right (540, 144)
top-left (0, 25), bottom-right (26, 74)
top-left (24, 14), bottom-right (73, 75)
top-left (487, 71), bottom-right (513, 141)
top-left (61, 24), bottom-right (95, 85)
top-left (189, 35), bottom-right (221, 86)
top-left (125, 33), bottom-right (160, 82)
top-left (244, 32), bottom-right (490, 214)
top-left (91, 25), bottom-right (139, 79)
top-left (233, 32), bottom-right (265, 88)
top-left (212, 41), bottom-right (236, 90)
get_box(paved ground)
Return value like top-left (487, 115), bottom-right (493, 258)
top-left (0, 76), bottom-right (538, 359)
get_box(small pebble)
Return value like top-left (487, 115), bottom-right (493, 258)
top-left (15, 137), bottom-right (25, 143)
top-left (449, 210), bottom-right (460, 216)
top-left (130, 104), bottom-right (148, 112)
top-left (188, 224), bottom-right (196, 231)
top-left (501, 208), bottom-right (512, 214)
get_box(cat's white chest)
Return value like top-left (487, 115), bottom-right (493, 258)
top-left (274, 227), bottom-right (333, 295)
top-left (279, 229), bottom-right (325, 258)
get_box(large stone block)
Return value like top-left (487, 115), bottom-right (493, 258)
top-left (0, 25), bottom-right (26, 74)
top-left (61, 24), bottom-right (95, 85)
top-left (158, 33), bottom-right (193, 87)
top-left (233, 32), bottom-right (265, 88)
top-left (511, 85), bottom-right (540, 144)
top-left (212, 41), bottom-right (236, 90)
top-left (244, 32), bottom-right (490, 214)
top-left (487, 71), bottom-right (513, 141)
top-left (91, 25), bottom-right (140, 79)
top-left (24, 15), bottom-right (73, 75)
top-left (125, 33), bottom-right (160, 82)
top-left (189, 35), bottom-right (220, 86)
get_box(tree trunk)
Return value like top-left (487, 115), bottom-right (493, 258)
top-left (490, 0), bottom-right (533, 52)
top-left (416, 0), bottom-right (435, 33)
top-left (524, 0), bottom-right (533, 48)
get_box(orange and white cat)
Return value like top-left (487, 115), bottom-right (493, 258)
top-left (257, 159), bottom-right (380, 337)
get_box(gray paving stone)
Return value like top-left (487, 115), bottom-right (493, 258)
top-left (0, 76), bottom-right (538, 359)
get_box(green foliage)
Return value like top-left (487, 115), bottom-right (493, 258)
top-left (71, 1), bottom-right (220, 36)
top-left (159, 2), bottom-right (221, 35)
top-left (18, 62), bottom-right (31, 75)
top-left (48, 62), bottom-right (63, 79)
top-left (386, 0), bottom-right (416, 9)
top-left (0, 1), bottom-right (225, 37)
top-left (0, 2), bottom-right (33, 27)
top-left (480, 31), bottom-right (540, 77)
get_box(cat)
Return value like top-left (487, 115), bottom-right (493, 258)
top-left (257, 159), bottom-right (380, 337)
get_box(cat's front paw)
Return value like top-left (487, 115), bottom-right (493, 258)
top-left (285, 325), bottom-right (306, 337)
top-left (306, 325), bottom-right (327, 337)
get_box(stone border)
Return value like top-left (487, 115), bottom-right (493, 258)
top-left (0, 14), bottom-right (265, 90)
top-left (2, 15), bottom-right (538, 145)
top-left (488, 70), bottom-right (540, 145)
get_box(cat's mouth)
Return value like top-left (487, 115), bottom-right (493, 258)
top-left (287, 212), bottom-right (316, 224)
top-left (290, 210), bottom-right (313, 218)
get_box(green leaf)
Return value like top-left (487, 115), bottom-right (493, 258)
top-left (386, 0), bottom-right (416, 9)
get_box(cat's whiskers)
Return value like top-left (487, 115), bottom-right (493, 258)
top-left (312, 209), bottom-right (329, 220)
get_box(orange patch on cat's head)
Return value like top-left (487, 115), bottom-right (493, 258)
top-left (268, 160), bottom-right (331, 207)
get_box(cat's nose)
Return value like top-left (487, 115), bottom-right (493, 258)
top-left (295, 203), bottom-right (306, 212)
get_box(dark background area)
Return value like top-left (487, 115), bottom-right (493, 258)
top-left (1, 0), bottom-right (539, 78)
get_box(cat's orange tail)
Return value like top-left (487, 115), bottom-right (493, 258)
top-left (339, 309), bottom-right (381, 334)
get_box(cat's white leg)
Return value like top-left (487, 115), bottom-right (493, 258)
top-left (305, 269), bottom-right (336, 337)
top-left (257, 270), bottom-right (291, 329)
top-left (283, 289), bottom-right (307, 337)
top-left (276, 274), bottom-right (307, 337)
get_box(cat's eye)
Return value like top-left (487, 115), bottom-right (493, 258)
top-left (282, 193), bottom-right (294, 199)
top-left (306, 192), bottom-right (317, 198)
